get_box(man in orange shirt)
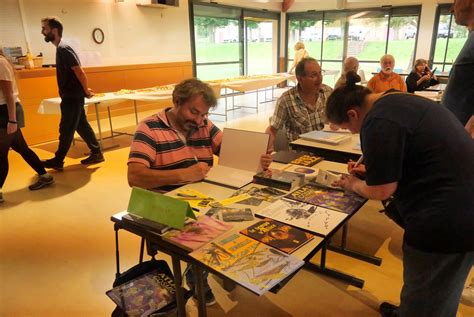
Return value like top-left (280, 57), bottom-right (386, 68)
top-left (367, 54), bottom-right (407, 93)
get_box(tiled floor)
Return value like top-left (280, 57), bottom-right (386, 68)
top-left (1, 88), bottom-right (473, 316)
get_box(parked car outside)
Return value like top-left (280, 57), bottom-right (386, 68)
top-left (326, 34), bottom-right (341, 40)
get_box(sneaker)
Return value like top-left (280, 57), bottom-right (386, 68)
top-left (193, 289), bottom-right (217, 307)
top-left (462, 282), bottom-right (474, 306)
top-left (29, 174), bottom-right (54, 190)
top-left (0, 192), bottom-right (4, 203)
top-left (379, 302), bottom-right (399, 317)
top-left (42, 158), bottom-right (64, 171)
top-left (80, 152), bottom-right (104, 165)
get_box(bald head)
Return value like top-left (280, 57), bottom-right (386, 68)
top-left (343, 57), bottom-right (359, 73)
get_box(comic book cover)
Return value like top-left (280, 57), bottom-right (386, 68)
top-left (286, 183), bottom-right (366, 214)
top-left (241, 218), bottom-right (314, 254)
top-left (106, 270), bottom-right (175, 317)
top-left (190, 233), bottom-right (304, 295)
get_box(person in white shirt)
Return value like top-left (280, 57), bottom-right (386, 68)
top-left (288, 41), bottom-right (309, 74)
top-left (0, 48), bottom-right (54, 202)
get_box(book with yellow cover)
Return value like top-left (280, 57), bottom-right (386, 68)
top-left (190, 232), bottom-right (304, 295)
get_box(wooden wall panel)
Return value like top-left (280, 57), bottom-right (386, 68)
top-left (16, 61), bottom-right (193, 146)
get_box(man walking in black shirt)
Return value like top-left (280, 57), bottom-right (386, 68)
top-left (41, 17), bottom-right (104, 170)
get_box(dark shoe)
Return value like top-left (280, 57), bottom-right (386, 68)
top-left (193, 289), bottom-right (217, 307)
top-left (42, 158), bottom-right (64, 171)
top-left (80, 152), bottom-right (104, 165)
top-left (29, 174), bottom-right (54, 191)
top-left (380, 301), bottom-right (399, 317)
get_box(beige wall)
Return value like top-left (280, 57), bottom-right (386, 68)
top-left (2, 0), bottom-right (192, 66)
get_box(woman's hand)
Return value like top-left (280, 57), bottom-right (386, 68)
top-left (7, 122), bottom-right (18, 134)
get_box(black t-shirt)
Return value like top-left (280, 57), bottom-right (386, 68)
top-left (361, 92), bottom-right (474, 253)
top-left (56, 42), bottom-right (85, 98)
top-left (405, 71), bottom-right (439, 93)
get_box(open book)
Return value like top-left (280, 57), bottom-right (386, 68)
top-left (299, 130), bottom-right (351, 145)
top-left (205, 128), bottom-right (269, 189)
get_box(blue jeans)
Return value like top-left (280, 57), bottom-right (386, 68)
top-left (185, 264), bottom-right (211, 293)
top-left (399, 242), bottom-right (474, 317)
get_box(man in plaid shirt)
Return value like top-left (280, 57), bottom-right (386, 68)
top-left (266, 57), bottom-right (333, 151)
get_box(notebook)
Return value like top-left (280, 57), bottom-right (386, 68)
top-left (205, 128), bottom-right (269, 189)
top-left (299, 130), bottom-right (351, 145)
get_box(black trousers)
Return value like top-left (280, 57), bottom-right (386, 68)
top-left (55, 97), bottom-right (101, 161)
top-left (0, 128), bottom-right (46, 188)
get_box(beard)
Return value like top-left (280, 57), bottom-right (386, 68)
top-left (44, 33), bottom-right (54, 43)
top-left (184, 120), bottom-right (199, 131)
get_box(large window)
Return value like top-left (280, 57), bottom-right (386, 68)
top-left (287, 6), bottom-right (420, 87)
top-left (430, 4), bottom-right (469, 73)
top-left (191, 3), bottom-right (280, 80)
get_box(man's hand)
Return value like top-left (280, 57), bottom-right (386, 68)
top-left (348, 161), bottom-right (366, 177)
top-left (185, 162), bottom-right (210, 182)
top-left (332, 174), bottom-right (360, 192)
top-left (260, 154), bottom-right (272, 171)
top-left (85, 88), bottom-right (94, 99)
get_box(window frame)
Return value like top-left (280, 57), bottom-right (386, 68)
top-left (189, 0), bottom-right (281, 79)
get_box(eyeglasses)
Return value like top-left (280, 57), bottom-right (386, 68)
top-left (305, 69), bottom-right (326, 79)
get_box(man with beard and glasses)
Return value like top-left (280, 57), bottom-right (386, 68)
top-left (40, 17), bottom-right (104, 171)
top-left (127, 78), bottom-right (271, 306)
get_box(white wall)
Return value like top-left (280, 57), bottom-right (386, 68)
top-left (1, 0), bottom-right (192, 66)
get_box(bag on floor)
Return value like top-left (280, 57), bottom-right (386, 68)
top-left (108, 259), bottom-right (190, 317)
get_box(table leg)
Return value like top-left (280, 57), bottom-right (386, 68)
top-left (94, 102), bottom-right (104, 150)
top-left (92, 103), bottom-right (122, 151)
top-left (107, 106), bottom-right (114, 138)
top-left (304, 243), bottom-right (365, 289)
top-left (327, 223), bottom-right (382, 266)
top-left (194, 265), bottom-right (207, 317)
top-left (134, 100), bottom-right (139, 125)
top-left (256, 88), bottom-right (259, 112)
top-left (114, 224), bottom-right (121, 279)
top-left (171, 257), bottom-right (187, 317)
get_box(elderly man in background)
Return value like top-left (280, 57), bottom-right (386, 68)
top-left (266, 57), bottom-right (333, 152)
top-left (367, 54), bottom-right (407, 93)
top-left (335, 56), bottom-right (360, 89)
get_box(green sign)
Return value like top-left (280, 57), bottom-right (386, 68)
top-left (127, 187), bottom-right (196, 229)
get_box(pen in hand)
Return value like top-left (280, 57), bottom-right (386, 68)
top-left (353, 155), bottom-right (364, 168)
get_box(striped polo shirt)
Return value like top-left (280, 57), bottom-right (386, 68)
top-left (128, 108), bottom-right (223, 191)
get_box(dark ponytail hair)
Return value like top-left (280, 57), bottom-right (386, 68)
top-left (326, 71), bottom-right (371, 124)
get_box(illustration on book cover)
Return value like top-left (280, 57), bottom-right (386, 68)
top-left (286, 183), bottom-right (366, 214)
top-left (256, 198), bottom-right (348, 236)
top-left (229, 186), bottom-right (287, 206)
top-left (190, 233), bottom-right (304, 295)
